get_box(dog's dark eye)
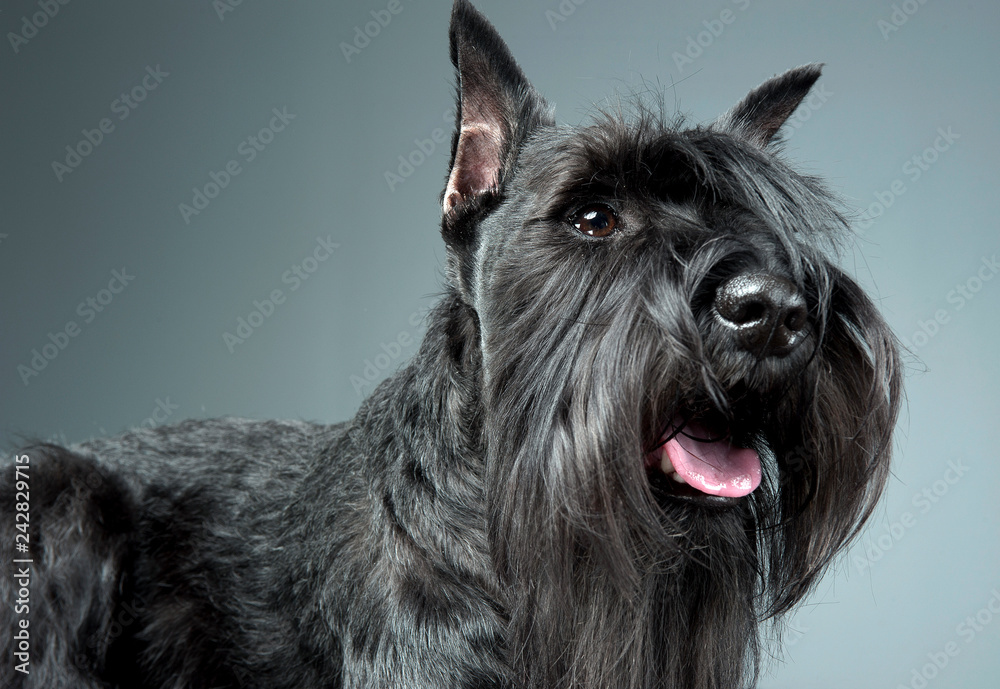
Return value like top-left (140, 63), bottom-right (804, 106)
top-left (572, 204), bottom-right (618, 237)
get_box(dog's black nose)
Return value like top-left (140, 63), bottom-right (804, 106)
top-left (713, 273), bottom-right (808, 357)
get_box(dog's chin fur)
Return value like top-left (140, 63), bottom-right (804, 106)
top-left (0, 2), bottom-right (901, 688)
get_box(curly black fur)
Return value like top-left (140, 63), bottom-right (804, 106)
top-left (1, 2), bottom-right (901, 688)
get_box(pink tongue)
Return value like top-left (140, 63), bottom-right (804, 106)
top-left (662, 419), bottom-right (761, 498)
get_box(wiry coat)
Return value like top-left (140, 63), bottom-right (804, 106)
top-left (0, 2), bottom-right (901, 688)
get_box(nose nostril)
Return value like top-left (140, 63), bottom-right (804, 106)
top-left (783, 306), bottom-right (808, 332)
top-left (735, 301), bottom-right (767, 325)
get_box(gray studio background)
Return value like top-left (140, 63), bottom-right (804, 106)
top-left (1, 0), bottom-right (998, 686)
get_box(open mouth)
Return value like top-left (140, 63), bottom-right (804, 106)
top-left (645, 413), bottom-right (762, 502)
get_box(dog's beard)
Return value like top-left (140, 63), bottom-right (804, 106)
top-left (479, 255), bottom-right (898, 689)
top-left (487, 407), bottom-right (762, 689)
top-left (481, 279), bottom-right (759, 688)
top-left (508, 511), bottom-right (760, 689)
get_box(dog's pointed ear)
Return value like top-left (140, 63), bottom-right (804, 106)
top-left (443, 0), bottom-right (550, 219)
top-left (717, 64), bottom-right (823, 147)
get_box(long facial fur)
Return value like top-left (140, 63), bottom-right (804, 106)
top-left (442, 2), bottom-right (902, 687)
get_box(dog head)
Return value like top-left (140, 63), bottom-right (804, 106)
top-left (439, 2), bottom-right (901, 687)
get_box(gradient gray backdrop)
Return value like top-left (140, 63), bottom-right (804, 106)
top-left (2, 1), bottom-right (998, 686)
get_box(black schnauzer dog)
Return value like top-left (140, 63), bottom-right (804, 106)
top-left (2, 2), bottom-right (901, 687)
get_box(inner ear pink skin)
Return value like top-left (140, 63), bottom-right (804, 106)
top-left (444, 124), bottom-right (503, 213)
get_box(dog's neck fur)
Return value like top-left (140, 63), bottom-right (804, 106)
top-left (348, 290), bottom-right (495, 572)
